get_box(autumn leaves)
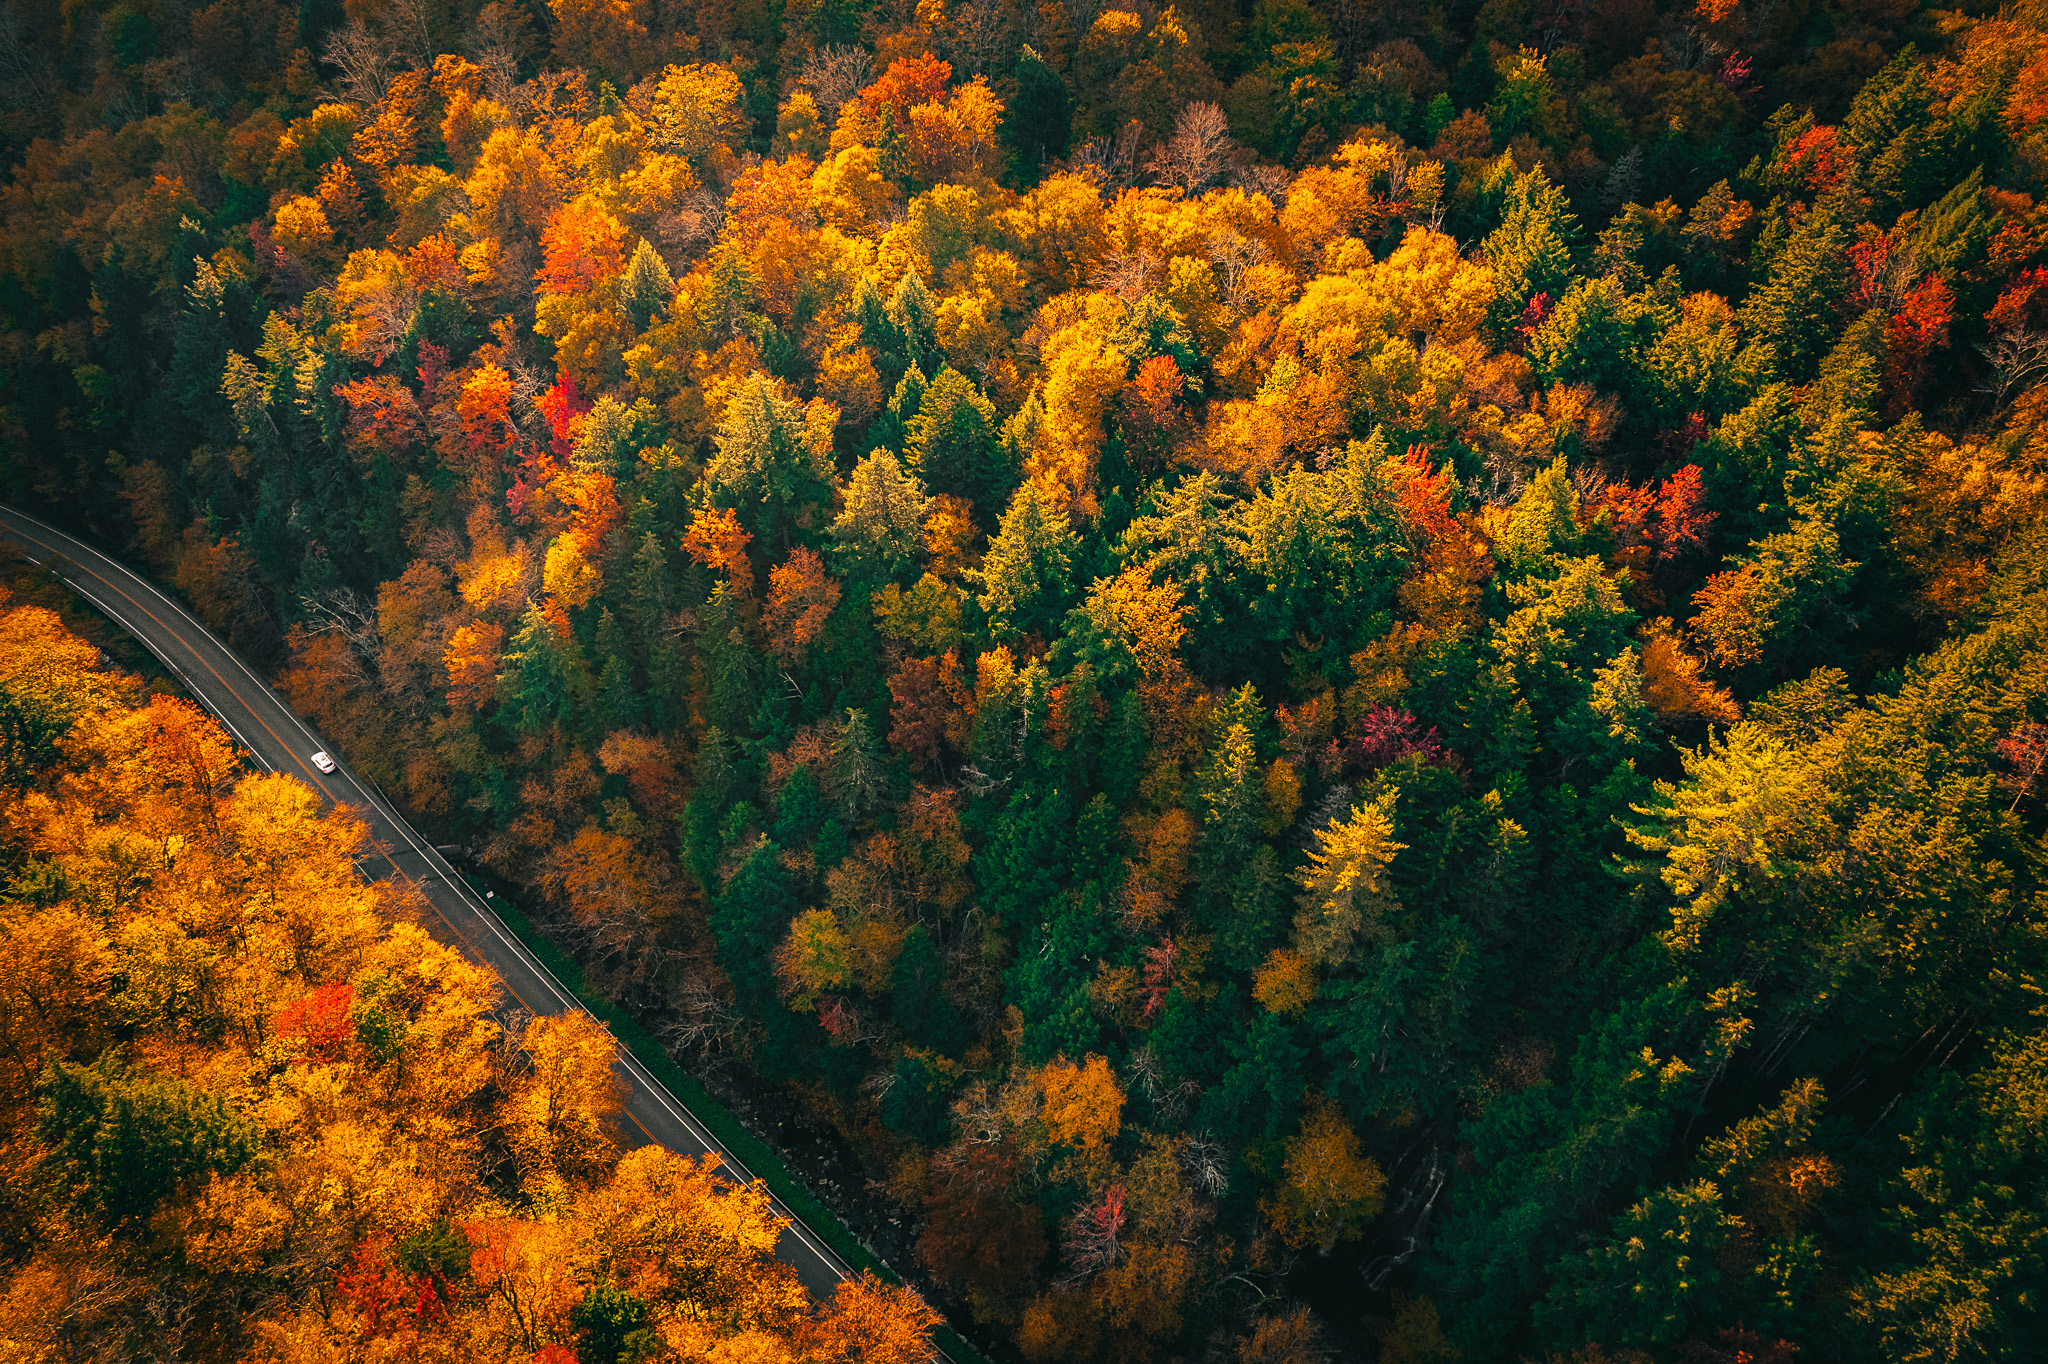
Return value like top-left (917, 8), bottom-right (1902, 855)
top-left (0, 592), bottom-right (940, 1359)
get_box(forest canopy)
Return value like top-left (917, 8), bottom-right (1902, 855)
top-left (5, 0), bottom-right (2048, 1358)
top-left (0, 580), bottom-right (938, 1359)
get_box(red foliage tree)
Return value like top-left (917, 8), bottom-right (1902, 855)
top-left (1603, 464), bottom-right (1714, 564)
top-left (273, 980), bottom-right (355, 1062)
top-left (1599, 463), bottom-right (1716, 605)
top-left (1385, 445), bottom-right (1459, 545)
top-left (452, 363), bottom-right (517, 467)
top-left (416, 340), bottom-right (451, 399)
top-left (1779, 124), bottom-right (1847, 197)
top-left (1882, 274), bottom-right (1954, 418)
top-left (846, 54), bottom-right (953, 142)
top-left (1064, 1183), bottom-right (1127, 1274)
top-left (1139, 937), bottom-right (1178, 1023)
top-left (1996, 723), bottom-right (2048, 809)
top-left (888, 653), bottom-right (955, 772)
top-left (333, 375), bottom-right (425, 454)
top-left (1351, 705), bottom-right (1446, 771)
top-left (335, 1238), bottom-right (446, 1337)
top-left (536, 375), bottom-right (591, 460)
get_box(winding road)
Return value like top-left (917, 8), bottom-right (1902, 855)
top-left (0, 503), bottom-right (875, 1305)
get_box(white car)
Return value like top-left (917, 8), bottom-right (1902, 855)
top-left (310, 751), bottom-right (337, 774)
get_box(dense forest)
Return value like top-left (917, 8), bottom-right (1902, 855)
top-left (0, 578), bottom-right (938, 1359)
top-left (4, 0), bottom-right (2048, 1357)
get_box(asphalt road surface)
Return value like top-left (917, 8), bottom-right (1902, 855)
top-left (0, 502), bottom-right (869, 1303)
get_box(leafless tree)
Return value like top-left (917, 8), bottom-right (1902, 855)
top-left (300, 587), bottom-right (384, 663)
top-left (1207, 227), bottom-right (1269, 314)
top-left (383, 0), bottom-right (438, 71)
top-left (467, 2), bottom-right (526, 104)
top-left (1385, 154), bottom-right (1411, 202)
top-left (14, 1245), bottom-right (144, 1362)
top-left (1232, 160), bottom-right (1293, 207)
top-left (818, 995), bottom-right (889, 1049)
top-left (1070, 120), bottom-right (1147, 192)
top-left (1980, 328), bottom-right (2048, 407)
top-left (0, 3), bottom-right (57, 108)
top-left (493, 1004), bottom-right (534, 1070)
top-left (1147, 101), bottom-right (1235, 195)
top-left (1656, 22), bottom-right (1722, 72)
top-left (417, 522), bottom-right (469, 571)
top-left (944, 0), bottom-right (1023, 78)
top-left (1859, 240), bottom-right (1922, 313)
top-left (1182, 1132), bottom-right (1230, 1196)
top-left (1061, 1185), bottom-right (1127, 1278)
top-left (353, 279), bottom-right (421, 367)
top-left (1092, 245), bottom-right (1159, 306)
top-left (1129, 1043), bottom-right (1201, 1124)
top-left (506, 357), bottom-right (553, 432)
top-left (321, 19), bottom-right (391, 105)
top-left (139, 1275), bottom-right (199, 1363)
top-left (802, 44), bottom-right (872, 124)
top-left (661, 970), bottom-right (744, 1057)
top-left (1568, 462), bottom-right (1610, 506)
top-left (654, 186), bottom-right (728, 255)
top-left (1471, 447), bottom-right (1534, 506)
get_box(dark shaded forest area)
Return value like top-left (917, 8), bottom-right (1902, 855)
top-left (4, 0), bottom-right (2048, 1357)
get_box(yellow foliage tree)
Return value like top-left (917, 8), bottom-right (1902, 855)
top-left (1039, 1053), bottom-right (1125, 1150)
top-left (1292, 792), bottom-right (1405, 966)
top-left (1261, 1097), bottom-right (1386, 1252)
top-left (506, 1010), bottom-right (626, 1193)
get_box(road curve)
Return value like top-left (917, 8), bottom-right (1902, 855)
top-left (0, 503), bottom-right (871, 1303)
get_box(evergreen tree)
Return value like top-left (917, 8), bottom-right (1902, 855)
top-left (887, 271), bottom-right (939, 373)
top-left (501, 600), bottom-right (582, 734)
top-left (904, 368), bottom-right (1006, 509)
top-left (1842, 46), bottom-right (1952, 216)
top-left (892, 925), bottom-right (969, 1055)
top-left (772, 764), bottom-right (824, 845)
top-left (679, 726), bottom-right (744, 889)
top-left (1497, 456), bottom-right (1581, 578)
top-left (1739, 204), bottom-right (1851, 379)
top-left (595, 608), bottom-right (642, 730)
top-left (856, 274), bottom-right (908, 375)
top-left (831, 449), bottom-right (930, 583)
top-left (704, 373), bottom-right (834, 547)
top-left (573, 1279), bottom-right (658, 1364)
top-left (712, 840), bottom-right (796, 1008)
top-left (868, 362), bottom-right (925, 455)
top-left (616, 239), bottom-right (675, 330)
top-left (1004, 46), bottom-right (1072, 174)
top-left (972, 482), bottom-right (1079, 640)
top-left (698, 584), bottom-right (758, 737)
top-left (696, 238), bottom-right (760, 337)
top-left (623, 532), bottom-right (673, 659)
top-left (1483, 164), bottom-right (1579, 339)
top-left (39, 1057), bottom-right (261, 1222)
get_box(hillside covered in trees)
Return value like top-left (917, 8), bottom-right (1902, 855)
top-left (5, 0), bottom-right (2048, 1358)
top-left (0, 580), bottom-right (938, 1359)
